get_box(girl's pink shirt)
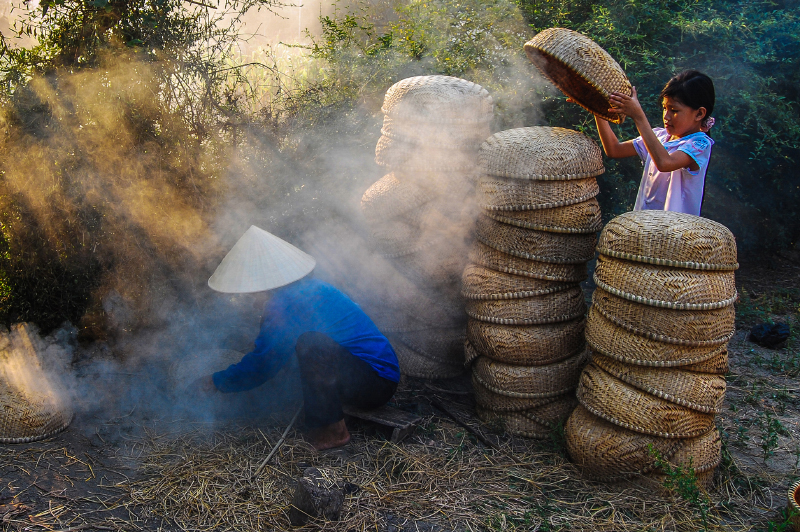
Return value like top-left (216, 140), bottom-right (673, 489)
top-left (632, 128), bottom-right (714, 216)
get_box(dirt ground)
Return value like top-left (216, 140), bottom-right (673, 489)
top-left (1, 253), bottom-right (799, 532)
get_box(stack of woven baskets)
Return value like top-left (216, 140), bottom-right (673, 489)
top-left (361, 75), bottom-right (493, 379)
top-left (566, 210), bottom-right (737, 486)
top-left (463, 126), bottom-right (603, 437)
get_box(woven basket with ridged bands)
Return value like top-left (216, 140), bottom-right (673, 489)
top-left (382, 75), bottom-right (493, 123)
top-left (461, 264), bottom-right (572, 300)
top-left (465, 285), bottom-right (586, 325)
top-left (467, 318), bottom-right (586, 366)
top-left (472, 350), bottom-right (588, 399)
top-left (485, 197), bottom-right (603, 234)
top-left (469, 242), bottom-right (588, 283)
top-left (479, 175), bottom-right (600, 211)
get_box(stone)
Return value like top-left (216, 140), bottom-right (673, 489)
top-left (288, 467), bottom-right (344, 526)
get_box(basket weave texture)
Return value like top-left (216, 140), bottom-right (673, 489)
top-left (381, 115), bottom-right (490, 148)
top-left (592, 287), bottom-right (736, 346)
top-left (361, 173), bottom-right (433, 224)
top-left (375, 135), bottom-right (479, 171)
top-left (566, 405), bottom-right (682, 481)
top-left (0, 387), bottom-right (73, 444)
top-left (591, 352), bottom-right (726, 414)
top-left (472, 374), bottom-right (564, 412)
top-left (461, 264), bottom-right (572, 300)
top-left (381, 75), bottom-right (493, 123)
top-left (585, 306), bottom-right (729, 368)
top-left (469, 242), bottom-right (588, 282)
top-left (476, 395), bottom-right (577, 439)
top-left (466, 286), bottom-right (586, 325)
top-left (388, 328), bottom-right (465, 366)
top-left (479, 127), bottom-right (604, 180)
top-left (524, 28), bottom-right (632, 124)
top-left (479, 175), bottom-right (600, 211)
top-left (597, 211), bottom-right (738, 271)
top-left (577, 362), bottom-right (716, 438)
top-left (486, 198), bottom-right (603, 234)
top-left (594, 255), bottom-right (738, 310)
top-left (472, 350), bottom-right (588, 399)
top-left (391, 340), bottom-right (465, 379)
top-left (475, 215), bottom-right (597, 264)
top-left (467, 318), bottom-right (586, 366)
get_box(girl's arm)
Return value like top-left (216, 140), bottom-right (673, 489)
top-left (609, 88), bottom-right (697, 172)
top-left (594, 115), bottom-right (637, 159)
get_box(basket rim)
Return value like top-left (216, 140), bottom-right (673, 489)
top-left (487, 211), bottom-right (602, 235)
top-left (475, 233), bottom-right (595, 265)
top-left (597, 247), bottom-right (739, 272)
top-left (0, 411), bottom-right (74, 444)
top-left (480, 189), bottom-right (600, 212)
top-left (594, 276), bottom-right (739, 311)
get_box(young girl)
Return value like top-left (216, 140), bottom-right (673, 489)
top-left (593, 70), bottom-right (715, 216)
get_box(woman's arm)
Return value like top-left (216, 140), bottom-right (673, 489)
top-left (609, 88), bottom-right (697, 172)
top-left (595, 115), bottom-right (637, 159)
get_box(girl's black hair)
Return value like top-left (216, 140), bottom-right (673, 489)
top-left (660, 70), bottom-right (715, 118)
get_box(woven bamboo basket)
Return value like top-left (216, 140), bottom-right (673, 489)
top-left (576, 363), bottom-right (716, 438)
top-left (469, 242), bottom-right (588, 282)
top-left (467, 317), bottom-right (586, 366)
top-left (788, 480), bottom-right (800, 531)
top-left (472, 350), bottom-right (588, 399)
top-left (381, 115), bottom-right (490, 149)
top-left (464, 339), bottom-right (481, 366)
top-left (649, 427), bottom-right (721, 489)
top-left (361, 173), bottom-right (433, 225)
top-left (565, 404), bottom-right (682, 481)
top-left (591, 353), bottom-right (726, 414)
top-left (375, 135), bottom-right (479, 171)
top-left (368, 306), bottom-right (439, 333)
top-left (475, 215), bottom-right (597, 264)
top-left (524, 28), bottom-right (632, 124)
top-left (391, 340), bottom-right (465, 379)
top-left (382, 75), bottom-right (494, 123)
top-left (391, 244), bottom-right (468, 287)
top-left (461, 264), bottom-right (572, 300)
top-left (592, 287), bottom-right (736, 346)
top-left (466, 285), bottom-right (586, 325)
top-left (597, 210), bottom-right (738, 271)
top-left (594, 255), bottom-right (738, 310)
top-left (370, 223), bottom-right (434, 258)
top-left (476, 395), bottom-right (577, 439)
top-left (472, 373), bottom-right (563, 412)
top-left (585, 306), bottom-right (730, 367)
top-left (479, 175), bottom-right (600, 211)
top-left (0, 384), bottom-right (73, 444)
top-left (389, 328), bottom-right (466, 366)
top-left (479, 127), bottom-right (604, 180)
top-left (485, 198), bottom-right (603, 235)
top-left (391, 168), bottom-right (482, 194)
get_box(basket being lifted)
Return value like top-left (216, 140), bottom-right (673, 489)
top-left (524, 28), bottom-right (632, 124)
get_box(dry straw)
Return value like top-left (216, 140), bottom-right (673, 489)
top-left (577, 363), bottom-right (716, 438)
top-left (592, 287), bottom-right (736, 345)
top-left (565, 404), bottom-right (683, 482)
top-left (597, 210), bottom-right (739, 271)
top-left (479, 175), bottom-right (600, 211)
top-left (594, 255), bottom-right (738, 310)
top-left (479, 127), bottom-right (604, 180)
top-left (585, 306), bottom-right (730, 366)
top-left (475, 215), bottom-right (597, 264)
top-left (485, 197), bottom-right (603, 234)
top-left (467, 317), bottom-right (587, 366)
top-left (460, 264), bottom-right (572, 300)
top-left (524, 28), bottom-right (632, 123)
top-left (465, 285), bottom-right (586, 325)
top-left (381, 75), bottom-right (493, 123)
top-left (469, 242), bottom-right (588, 282)
top-left (591, 352), bottom-right (726, 414)
top-left (472, 349), bottom-right (588, 399)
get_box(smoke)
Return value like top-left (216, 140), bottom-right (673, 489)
top-left (0, 0), bottom-right (545, 430)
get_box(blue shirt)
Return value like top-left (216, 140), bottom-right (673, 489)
top-left (212, 277), bottom-right (400, 392)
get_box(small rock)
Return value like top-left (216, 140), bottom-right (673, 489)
top-left (288, 467), bottom-right (344, 526)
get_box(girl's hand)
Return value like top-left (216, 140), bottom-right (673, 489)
top-left (608, 86), bottom-right (646, 121)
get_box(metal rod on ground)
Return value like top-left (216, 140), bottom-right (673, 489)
top-left (254, 405), bottom-right (303, 477)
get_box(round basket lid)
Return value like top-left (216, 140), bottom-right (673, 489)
top-left (469, 242), bottom-right (588, 283)
top-left (391, 340), bottom-right (465, 379)
top-left (591, 352), bottom-right (726, 414)
top-left (381, 115), bottom-right (490, 149)
top-left (577, 362), bottom-right (716, 438)
top-left (524, 28), bottom-right (632, 124)
top-left (592, 286), bottom-right (736, 346)
top-left (467, 317), bottom-right (586, 366)
top-left (594, 255), bottom-right (738, 310)
top-left (585, 306), bottom-right (729, 368)
top-left (0, 369), bottom-right (73, 444)
top-left (477, 394), bottom-right (577, 439)
top-left (597, 211), bottom-right (738, 271)
top-left (658, 427), bottom-right (722, 474)
top-left (472, 350), bottom-right (588, 399)
top-left (472, 373), bottom-right (559, 412)
top-left (375, 135), bottom-right (479, 171)
top-left (382, 75), bottom-right (493, 123)
top-left (465, 285), bottom-right (586, 325)
top-left (461, 264), bottom-right (572, 300)
top-left (361, 173), bottom-right (433, 224)
top-left (479, 127), bottom-right (604, 180)
top-left (389, 328), bottom-right (466, 366)
top-left (566, 404), bottom-right (682, 481)
top-left (479, 175), bottom-right (600, 211)
top-left (391, 242), bottom-right (467, 287)
top-left (475, 214), bottom-right (597, 264)
top-left (485, 197), bottom-right (603, 234)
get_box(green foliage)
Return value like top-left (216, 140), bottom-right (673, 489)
top-left (756, 409), bottom-right (789, 461)
top-left (650, 445), bottom-right (711, 531)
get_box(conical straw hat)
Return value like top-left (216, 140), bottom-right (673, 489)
top-left (208, 226), bottom-right (316, 293)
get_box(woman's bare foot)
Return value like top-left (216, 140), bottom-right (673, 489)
top-left (307, 419), bottom-right (351, 450)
